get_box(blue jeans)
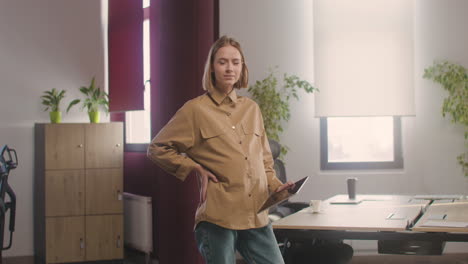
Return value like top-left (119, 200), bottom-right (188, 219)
top-left (195, 221), bottom-right (285, 264)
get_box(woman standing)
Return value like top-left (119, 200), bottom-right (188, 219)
top-left (147, 35), bottom-right (293, 264)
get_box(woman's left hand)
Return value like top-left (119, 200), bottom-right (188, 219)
top-left (275, 181), bottom-right (295, 193)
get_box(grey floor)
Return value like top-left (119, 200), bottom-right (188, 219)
top-left (235, 254), bottom-right (468, 264)
top-left (350, 254), bottom-right (468, 264)
top-left (125, 248), bottom-right (468, 264)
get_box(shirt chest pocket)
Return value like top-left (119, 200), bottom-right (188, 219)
top-left (199, 126), bottom-right (228, 152)
top-left (200, 126), bottom-right (226, 140)
top-left (241, 123), bottom-right (263, 153)
top-left (241, 123), bottom-right (262, 138)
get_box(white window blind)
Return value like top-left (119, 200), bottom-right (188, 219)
top-left (314, 0), bottom-right (415, 117)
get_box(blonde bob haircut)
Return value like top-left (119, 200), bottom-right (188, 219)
top-left (202, 35), bottom-right (249, 92)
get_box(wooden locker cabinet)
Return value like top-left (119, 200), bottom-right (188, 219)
top-left (45, 216), bottom-right (85, 263)
top-left (45, 170), bottom-right (85, 217)
top-left (44, 124), bottom-right (85, 170)
top-left (86, 168), bottom-right (123, 215)
top-left (35, 123), bottom-right (124, 264)
top-left (85, 215), bottom-right (124, 261)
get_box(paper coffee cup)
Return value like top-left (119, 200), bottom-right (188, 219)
top-left (309, 200), bottom-right (322, 213)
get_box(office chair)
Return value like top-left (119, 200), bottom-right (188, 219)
top-left (267, 140), bottom-right (353, 264)
top-left (0, 145), bottom-right (17, 255)
top-left (268, 139), bottom-right (308, 221)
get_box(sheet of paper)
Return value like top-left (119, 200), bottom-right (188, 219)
top-left (432, 199), bottom-right (455, 204)
top-left (426, 214), bottom-right (447, 220)
top-left (414, 194), bottom-right (463, 200)
top-left (422, 220), bottom-right (468, 228)
top-left (386, 212), bottom-right (407, 220)
top-left (408, 199), bottom-right (428, 204)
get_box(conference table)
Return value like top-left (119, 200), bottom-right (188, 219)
top-left (272, 194), bottom-right (468, 260)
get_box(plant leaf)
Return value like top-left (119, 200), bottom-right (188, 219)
top-left (67, 99), bottom-right (81, 113)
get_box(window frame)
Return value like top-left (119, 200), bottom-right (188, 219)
top-left (124, 126), bottom-right (149, 152)
top-left (320, 117), bottom-right (403, 170)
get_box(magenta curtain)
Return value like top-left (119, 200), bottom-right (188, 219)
top-left (147, 0), bottom-right (218, 263)
top-left (110, 0), bottom-right (218, 262)
top-left (108, 0), bottom-right (144, 112)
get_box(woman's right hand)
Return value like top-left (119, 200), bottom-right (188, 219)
top-left (193, 164), bottom-right (218, 203)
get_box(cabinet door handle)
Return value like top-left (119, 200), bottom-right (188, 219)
top-left (117, 235), bottom-right (121, 248)
top-left (117, 190), bottom-right (122, 201)
top-left (116, 143), bottom-right (121, 147)
top-left (80, 238), bottom-right (84, 249)
top-left (78, 144), bottom-right (84, 148)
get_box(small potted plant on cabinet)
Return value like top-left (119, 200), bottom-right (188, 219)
top-left (41, 88), bottom-right (66, 123)
top-left (68, 77), bottom-right (109, 123)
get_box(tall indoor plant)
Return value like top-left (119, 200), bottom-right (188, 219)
top-left (248, 68), bottom-right (318, 157)
top-left (41, 88), bottom-right (66, 123)
top-left (423, 61), bottom-right (468, 176)
top-left (68, 77), bottom-right (109, 123)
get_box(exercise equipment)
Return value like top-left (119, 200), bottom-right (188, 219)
top-left (0, 145), bottom-right (17, 256)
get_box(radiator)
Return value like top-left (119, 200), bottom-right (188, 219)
top-left (123, 192), bottom-right (153, 254)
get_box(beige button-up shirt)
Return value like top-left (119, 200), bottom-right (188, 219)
top-left (147, 89), bottom-right (283, 230)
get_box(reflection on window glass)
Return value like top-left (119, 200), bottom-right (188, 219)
top-left (327, 117), bottom-right (394, 162)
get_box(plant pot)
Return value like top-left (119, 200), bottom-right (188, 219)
top-left (49, 111), bottom-right (62, 123)
top-left (88, 111), bottom-right (100, 123)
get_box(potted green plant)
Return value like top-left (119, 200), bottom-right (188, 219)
top-left (41, 88), bottom-right (66, 123)
top-left (68, 77), bottom-right (109, 123)
top-left (423, 61), bottom-right (467, 176)
top-left (248, 67), bottom-right (318, 157)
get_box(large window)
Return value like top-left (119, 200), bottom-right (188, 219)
top-left (125, 0), bottom-right (151, 151)
top-left (320, 117), bottom-right (403, 170)
top-left (314, 0), bottom-right (411, 170)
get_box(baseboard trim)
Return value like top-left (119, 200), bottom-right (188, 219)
top-left (2, 256), bottom-right (34, 264)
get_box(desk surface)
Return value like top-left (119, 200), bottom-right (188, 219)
top-left (273, 195), bottom-right (429, 232)
top-left (413, 200), bottom-right (468, 233)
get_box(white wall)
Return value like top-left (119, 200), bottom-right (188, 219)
top-left (221, 0), bottom-right (468, 253)
top-left (0, 0), bottom-right (107, 256)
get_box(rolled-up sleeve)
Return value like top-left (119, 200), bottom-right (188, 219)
top-left (147, 104), bottom-right (198, 181)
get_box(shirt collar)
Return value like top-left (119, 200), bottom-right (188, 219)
top-left (209, 88), bottom-right (238, 105)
